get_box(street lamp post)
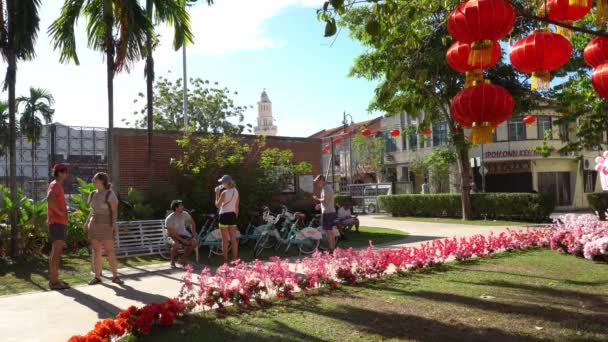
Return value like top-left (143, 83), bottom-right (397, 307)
top-left (342, 111), bottom-right (354, 191)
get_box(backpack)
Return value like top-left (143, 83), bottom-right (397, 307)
top-left (88, 190), bottom-right (114, 224)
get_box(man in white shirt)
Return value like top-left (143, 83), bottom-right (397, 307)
top-left (165, 200), bottom-right (197, 267)
top-left (337, 201), bottom-right (360, 238)
top-left (313, 175), bottom-right (337, 251)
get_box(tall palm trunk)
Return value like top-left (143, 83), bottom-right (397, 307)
top-left (7, 48), bottom-right (18, 258)
top-left (103, 0), bottom-right (114, 177)
top-left (31, 145), bottom-right (36, 201)
top-left (145, 0), bottom-right (154, 196)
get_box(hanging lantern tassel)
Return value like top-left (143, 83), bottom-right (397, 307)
top-left (470, 121), bottom-right (494, 145)
top-left (569, 0), bottom-right (588, 5)
top-left (556, 21), bottom-right (574, 39)
top-left (597, 0), bottom-right (608, 27)
top-left (464, 70), bottom-right (483, 88)
top-left (531, 70), bottom-right (551, 91)
top-left (468, 40), bottom-right (494, 66)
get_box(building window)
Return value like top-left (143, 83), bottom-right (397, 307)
top-left (409, 133), bottom-right (418, 151)
top-left (584, 170), bottom-right (597, 193)
top-left (432, 123), bottom-right (449, 146)
top-left (537, 116), bottom-right (552, 140)
top-left (508, 120), bottom-right (526, 141)
top-left (385, 132), bottom-right (397, 152)
top-left (559, 122), bottom-right (569, 141)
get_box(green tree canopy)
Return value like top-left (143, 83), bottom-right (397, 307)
top-left (125, 76), bottom-right (251, 134)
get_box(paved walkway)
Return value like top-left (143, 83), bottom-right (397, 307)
top-left (0, 216), bottom-right (532, 342)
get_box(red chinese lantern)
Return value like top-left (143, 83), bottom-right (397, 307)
top-left (446, 40), bottom-right (501, 87)
top-left (592, 63), bottom-right (608, 99)
top-left (543, 0), bottom-right (591, 38)
top-left (361, 128), bottom-right (372, 137)
top-left (509, 31), bottom-right (572, 91)
top-left (424, 128), bottom-right (432, 136)
top-left (323, 143), bottom-right (330, 150)
top-left (389, 129), bottom-right (401, 137)
top-left (584, 36), bottom-right (608, 68)
top-left (340, 131), bottom-right (349, 138)
top-left (450, 81), bottom-right (514, 144)
top-left (448, 0), bottom-right (516, 65)
top-left (523, 115), bottom-right (537, 125)
top-left (332, 137), bottom-right (341, 144)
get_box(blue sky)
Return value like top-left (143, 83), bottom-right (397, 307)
top-left (12, 0), bottom-right (379, 137)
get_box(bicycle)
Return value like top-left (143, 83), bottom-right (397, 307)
top-left (252, 209), bottom-right (283, 258)
top-left (275, 212), bottom-right (321, 256)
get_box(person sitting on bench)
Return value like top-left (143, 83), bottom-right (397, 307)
top-left (337, 201), bottom-right (359, 237)
top-left (165, 200), bottom-right (197, 267)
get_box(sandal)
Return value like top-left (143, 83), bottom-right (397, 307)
top-left (58, 280), bottom-right (71, 289)
top-left (49, 282), bottom-right (70, 291)
top-left (88, 277), bottom-right (102, 285)
top-left (112, 277), bottom-right (124, 285)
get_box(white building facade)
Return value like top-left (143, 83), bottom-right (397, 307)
top-left (381, 110), bottom-right (603, 210)
top-left (254, 89), bottom-right (278, 136)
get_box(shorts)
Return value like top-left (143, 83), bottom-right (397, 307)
top-left (322, 213), bottom-right (337, 231)
top-left (219, 212), bottom-right (237, 228)
top-left (49, 224), bottom-right (67, 242)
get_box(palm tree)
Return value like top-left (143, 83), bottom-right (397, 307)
top-left (143, 0), bottom-right (199, 192)
top-left (17, 88), bottom-right (55, 201)
top-left (49, 0), bottom-right (152, 177)
top-left (0, 102), bottom-right (9, 187)
top-left (0, 0), bottom-right (42, 258)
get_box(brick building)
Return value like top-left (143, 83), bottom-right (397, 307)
top-left (112, 128), bottom-right (321, 197)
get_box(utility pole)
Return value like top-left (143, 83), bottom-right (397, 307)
top-left (342, 111), bottom-right (354, 188)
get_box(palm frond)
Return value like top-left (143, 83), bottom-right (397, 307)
top-left (152, 0), bottom-right (195, 50)
top-left (7, 0), bottom-right (41, 60)
top-left (113, 0), bottom-right (151, 71)
top-left (49, 0), bottom-right (86, 64)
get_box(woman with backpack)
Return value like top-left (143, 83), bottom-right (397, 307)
top-left (84, 172), bottom-right (124, 285)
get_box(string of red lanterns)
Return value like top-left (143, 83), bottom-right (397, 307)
top-left (446, 40), bottom-right (501, 87)
top-left (523, 115), bottom-right (537, 125)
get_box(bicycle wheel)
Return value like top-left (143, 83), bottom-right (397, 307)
top-left (210, 242), bottom-right (229, 256)
top-left (298, 238), bottom-right (320, 255)
top-left (253, 233), bottom-right (270, 258)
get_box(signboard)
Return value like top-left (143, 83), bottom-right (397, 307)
top-left (486, 161), bottom-right (531, 175)
top-left (483, 149), bottom-right (542, 159)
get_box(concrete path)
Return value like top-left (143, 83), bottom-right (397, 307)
top-left (0, 216), bottom-right (537, 342)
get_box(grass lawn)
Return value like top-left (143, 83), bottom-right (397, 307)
top-left (193, 226), bottom-right (408, 268)
top-left (0, 249), bottom-right (167, 296)
top-left (126, 249), bottom-right (608, 342)
top-left (0, 226), bottom-right (407, 296)
top-left (379, 216), bottom-right (545, 227)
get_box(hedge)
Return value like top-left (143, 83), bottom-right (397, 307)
top-left (377, 193), bottom-right (556, 222)
top-left (587, 192), bottom-right (608, 220)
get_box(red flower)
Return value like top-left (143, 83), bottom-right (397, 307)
top-left (159, 311), bottom-right (175, 326)
top-left (68, 336), bottom-right (87, 342)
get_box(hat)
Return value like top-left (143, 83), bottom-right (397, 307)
top-left (313, 174), bottom-right (325, 182)
top-left (218, 175), bottom-right (233, 183)
top-left (53, 164), bottom-right (68, 173)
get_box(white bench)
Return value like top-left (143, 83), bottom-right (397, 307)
top-left (113, 220), bottom-right (169, 257)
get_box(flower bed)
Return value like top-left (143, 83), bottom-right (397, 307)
top-left (550, 214), bottom-right (608, 261)
top-left (70, 227), bottom-right (556, 341)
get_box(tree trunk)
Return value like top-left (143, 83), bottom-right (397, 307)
top-left (103, 0), bottom-right (114, 178)
top-left (453, 129), bottom-right (473, 220)
top-left (31, 146), bottom-right (36, 201)
top-left (7, 48), bottom-right (18, 258)
top-left (145, 0), bottom-right (154, 197)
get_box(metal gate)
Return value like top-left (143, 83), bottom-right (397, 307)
top-left (346, 183), bottom-right (392, 214)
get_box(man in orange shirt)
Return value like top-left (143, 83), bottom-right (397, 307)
top-left (46, 164), bottom-right (70, 290)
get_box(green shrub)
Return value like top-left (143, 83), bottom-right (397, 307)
top-left (587, 192), bottom-right (608, 220)
top-left (378, 193), bottom-right (555, 222)
top-left (335, 195), bottom-right (353, 208)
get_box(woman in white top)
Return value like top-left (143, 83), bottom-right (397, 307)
top-left (215, 175), bottom-right (240, 264)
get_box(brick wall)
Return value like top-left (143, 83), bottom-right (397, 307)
top-left (112, 128), bottom-right (321, 197)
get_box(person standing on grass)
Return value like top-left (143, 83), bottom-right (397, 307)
top-left (215, 175), bottom-right (239, 264)
top-left (46, 164), bottom-right (70, 290)
top-left (313, 175), bottom-right (337, 251)
top-left (84, 172), bottom-right (124, 285)
top-left (165, 200), bottom-right (197, 268)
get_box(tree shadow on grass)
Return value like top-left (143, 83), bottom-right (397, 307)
top-left (450, 279), bottom-right (608, 311)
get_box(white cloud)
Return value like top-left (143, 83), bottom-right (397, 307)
top-left (155, 0), bottom-right (324, 59)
